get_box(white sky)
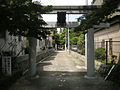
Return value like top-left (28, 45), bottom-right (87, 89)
top-left (33, 0), bottom-right (93, 22)
top-left (35, 0), bottom-right (93, 6)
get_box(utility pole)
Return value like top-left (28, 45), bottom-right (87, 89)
top-left (65, 28), bottom-right (67, 51)
top-left (68, 27), bottom-right (70, 53)
top-left (68, 14), bottom-right (70, 54)
top-left (86, 0), bottom-right (88, 5)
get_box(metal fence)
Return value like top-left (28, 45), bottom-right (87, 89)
top-left (94, 41), bottom-right (120, 64)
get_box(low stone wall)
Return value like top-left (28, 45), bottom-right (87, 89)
top-left (70, 51), bottom-right (85, 62)
top-left (36, 49), bottom-right (54, 63)
top-left (70, 51), bottom-right (104, 70)
top-left (12, 49), bottom-right (54, 74)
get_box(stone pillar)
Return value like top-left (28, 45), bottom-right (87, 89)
top-left (68, 27), bottom-right (70, 54)
top-left (65, 28), bottom-right (67, 51)
top-left (67, 14), bottom-right (70, 54)
top-left (86, 0), bottom-right (88, 5)
top-left (85, 33), bottom-right (87, 68)
top-left (55, 44), bottom-right (57, 51)
top-left (29, 37), bottom-right (37, 77)
top-left (85, 28), bottom-right (95, 79)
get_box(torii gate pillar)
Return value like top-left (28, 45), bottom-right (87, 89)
top-left (85, 23), bottom-right (110, 79)
top-left (85, 28), bottom-right (95, 79)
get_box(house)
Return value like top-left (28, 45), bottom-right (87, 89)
top-left (92, 0), bottom-right (103, 5)
top-left (0, 30), bottom-right (26, 56)
top-left (92, 0), bottom-right (120, 61)
top-left (36, 29), bottom-right (53, 52)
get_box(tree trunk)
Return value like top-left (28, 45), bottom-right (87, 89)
top-left (29, 37), bottom-right (37, 77)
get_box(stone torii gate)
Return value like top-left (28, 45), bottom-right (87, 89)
top-left (85, 23), bottom-right (110, 79)
top-left (29, 5), bottom-right (101, 77)
top-left (46, 5), bottom-right (101, 14)
top-left (44, 5), bottom-right (105, 78)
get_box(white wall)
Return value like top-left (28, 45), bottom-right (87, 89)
top-left (92, 0), bottom-right (103, 5)
top-left (0, 30), bottom-right (27, 56)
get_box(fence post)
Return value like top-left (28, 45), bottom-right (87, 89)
top-left (106, 41), bottom-right (108, 65)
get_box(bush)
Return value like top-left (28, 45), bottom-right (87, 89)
top-left (80, 48), bottom-right (85, 55)
top-left (98, 64), bottom-right (112, 77)
top-left (107, 61), bottom-right (120, 86)
top-left (95, 47), bottom-right (106, 61)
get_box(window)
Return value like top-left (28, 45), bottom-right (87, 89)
top-left (109, 38), bottom-right (112, 55)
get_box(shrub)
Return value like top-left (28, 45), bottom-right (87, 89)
top-left (98, 64), bottom-right (112, 77)
top-left (111, 55), bottom-right (117, 64)
top-left (80, 48), bottom-right (85, 55)
top-left (95, 47), bottom-right (106, 61)
top-left (107, 61), bottom-right (120, 86)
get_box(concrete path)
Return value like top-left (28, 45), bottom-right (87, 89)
top-left (9, 51), bottom-right (119, 90)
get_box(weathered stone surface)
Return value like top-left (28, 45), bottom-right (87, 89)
top-left (29, 37), bottom-right (37, 76)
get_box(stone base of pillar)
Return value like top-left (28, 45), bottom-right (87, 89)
top-left (84, 75), bottom-right (97, 79)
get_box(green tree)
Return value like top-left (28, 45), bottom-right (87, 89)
top-left (59, 29), bottom-right (65, 45)
top-left (75, 0), bottom-right (120, 32)
top-left (54, 33), bottom-right (60, 45)
top-left (77, 34), bottom-right (85, 49)
top-left (0, 0), bottom-right (52, 38)
top-left (0, 0), bottom-right (52, 77)
top-left (70, 37), bottom-right (78, 45)
top-left (70, 28), bottom-right (78, 45)
top-left (52, 28), bottom-right (66, 49)
top-left (70, 28), bottom-right (85, 49)
top-left (95, 47), bottom-right (106, 61)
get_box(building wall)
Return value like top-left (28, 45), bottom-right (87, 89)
top-left (94, 23), bottom-right (120, 60)
top-left (36, 30), bottom-right (53, 52)
top-left (94, 24), bottom-right (120, 42)
top-left (92, 0), bottom-right (120, 62)
top-left (0, 30), bottom-right (26, 56)
top-left (36, 39), bottom-right (41, 52)
top-left (92, 0), bottom-right (103, 5)
top-left (0, 30), bottom-right (5, 50)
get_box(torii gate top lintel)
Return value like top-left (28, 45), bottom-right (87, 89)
top-left (44, 5), bottom-right (101, 14)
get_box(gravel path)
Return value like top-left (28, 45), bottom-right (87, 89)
top-left (9, 51), bottom-right (119, 90)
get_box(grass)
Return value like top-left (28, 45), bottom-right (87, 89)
top-left (97, 59), bottom-right (111, 64)
top-left (70, 54), bottom-right (84, 63)
top-left (50, 54), bottom-right (54, 56)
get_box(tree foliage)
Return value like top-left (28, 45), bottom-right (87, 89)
top-left (53, 28), bottom-right (65, 46)
top-left (75, 0), bottom-right (120, 32)
top-left (52, 28), bottom-right (85, 51)
top-left (95, 47), bottom-right (106, 61)
top-left (70, 37), bottom-right (78, 45)
top-left (77, 34), bottom-right (85, 49)
top-left (69, 28), bottom-right (85, 50)
top-left (0, 0), bottom-right (52, 39)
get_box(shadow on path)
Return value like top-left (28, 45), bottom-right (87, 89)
top-left (5, 51), bottom-right (120, 90)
